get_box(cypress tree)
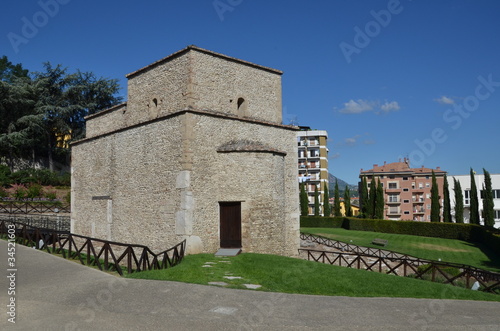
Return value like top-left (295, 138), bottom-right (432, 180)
top-left (368, 177), bottom-right (376, 218)
top-left (470, 168), bottom-right (480, 225)
top-left (453, 178), bottom-right (464, 223)
top-left (360, 177), bottom-right (369, 218)
top-left (314, 185), bottom-right (320, 216)
top-left (375, 179), bottom-right (384, 219)
top-left (430, 170), bottom-right (441, 222)
top-left (442, 174), bottom-right (452, 222)
top-left (482, 168), bottom-right (494, 227)
top-left (299, 182), bottom-right (309, 216)
top-left (344, 185), bottom-right (352, 217)
top-left (323, 182), bottom-right (331, 217)
top-left (333, 180), bottom-right (341, 217)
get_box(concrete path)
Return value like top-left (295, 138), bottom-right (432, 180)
top-left (1, 240), bottom-right (499, 331)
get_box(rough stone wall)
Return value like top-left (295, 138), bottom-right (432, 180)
top-left (190, 50), bottom-right (282, 123)
top-left (72, 111), bottom-right (299, 255)
top-left (85, 103), bottom-right (127, 138)
top-left (126, 54), bottom-right (190, 126)
top-left (188, 113), bottom-right (299, 256)
top-left (72, 116), bottom-right (185, 251)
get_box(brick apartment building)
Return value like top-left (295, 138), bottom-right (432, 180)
top-left (360, 159), bottom-right (446, 221)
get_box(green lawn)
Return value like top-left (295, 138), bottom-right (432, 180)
top-left (126, 252), bottom-right (500, 302)
top-left (301, 227), bottom-right (500, 272)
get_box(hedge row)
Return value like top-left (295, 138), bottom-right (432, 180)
top-left (300, 216), bottom-right (500, 256)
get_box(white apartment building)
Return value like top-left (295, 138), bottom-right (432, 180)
top-left (447, 173), bottom-right (500, 228)
top-left (297, 128), bottom-right (329, 215)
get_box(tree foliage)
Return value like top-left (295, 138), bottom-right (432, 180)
top-left (469, 168), bottom-right (480, 225)
top-left (0, 56), bottom-right (122, 171)
top-left (442, 174), bottom-right (452, 222)
top-left (333, 180), bottom-right (341, 217)
top-left (453, 178), bottom-right (464, 223)
top-left (323, 182), bottom-right (331, 217)
top-left (430, 170), bottom-right (441, 222)
top-left (360, 176), bottom-right (369, 218)
top-left (299, 182), bottom-right (309, 216)
top-left (375, 179), bottom-right (384, 219)
top-left (368, 177), bottom-right (377, 219)
top-left (314, 185), bottom-right (320, 216)
top-left (482, 168), bottom-right (494, 227)
top-left (344, 185), bottom-right (352, 217)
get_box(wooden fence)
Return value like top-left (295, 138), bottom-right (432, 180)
top-left (300, 233), bottom-right (500, 294)
top-left (0, 220), bottom-right (186, 276)
top-left (0, 201), bottom-right (70, 214)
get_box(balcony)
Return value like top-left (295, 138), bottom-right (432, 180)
top-left (387, 199), bottom-right (400, 204)
top-left (387, 210), bottom-right (401, 216)
top-left (413, 208), bottom-right (425, 214)
top-left (412, 198), bottom-right (424, 203)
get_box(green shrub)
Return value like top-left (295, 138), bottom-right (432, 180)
top-left (64, 191), bottom-right (71, 205)
top-left (300, 216), bottom-right (344, 228)
top-left (0, 186), bottom-right (8, 198)
top-left (26, 183), bottom-right (43, 199)
top-left (43, 186), bottom-right (58, 200)
top-left (11, 184), bottom-right (27, 200)
top-left (0, 165), bottom-right (11, 187)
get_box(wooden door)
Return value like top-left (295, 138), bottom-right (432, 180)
top-left (219, 202), bottom-right (242, 248)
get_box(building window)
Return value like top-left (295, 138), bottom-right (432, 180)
top-left (411, 182), bottom-right (415, 189)
top-left (427, 204), bottom-right (431, 210)
top-left (494, 190), bottom-right (500, 199)
top-left (426, 193), bottom-right (430, 199)
top-left (404, 211), bottom-right (410, 215)
top-left (388, 182), bottom-right (398, 189)
top-left (404, 199), bottom-right (410, 203)
top-left (389, 206), bottom-right (399, 214)
top-left (419, 183), bottom-right (423, 189)
top-left (495, 210), bottom-right (500, 219)
top-left (464, 190), bottom-right (470, 205)
top-left (389, 175), bottom-right (395, 179)
top-left (426, 182), bottom-right (430, 188)
top-left (403, 188), bottom-right (409, 192)
top-left (403, 177), bottom-right (408, 181)
top-left (388, 194), bottom-right (399, 202)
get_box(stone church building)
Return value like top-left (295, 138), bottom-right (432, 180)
top-left (71, 46), bottom-right (300, 256)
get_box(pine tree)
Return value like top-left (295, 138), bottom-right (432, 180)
top-left (482, 168), bottom-right (495, 227)
top-left (323, 182), bottom-right (331, 217)
top-left (453, 178), bottom-right (464, 223)
top-left (368, 177), bottom-right (376, 218)
top-left (375, 179), bottom-right (384, 219)
top-left (442, 174), bottom-right (452, 222)
top-left (360, 177), bottom-right (369, 218)
top-left (299, 182), bottom-right (309, 216)
top-left (333, 180), bottom-right (341, 217)
top-left (430, 170), bottom-right (441, 222)
top-left (314, 185), bottom-right (320, 216)
top-left (344, 185), bottom-right (352, 217)
top-left (469, 168), bottom-right (480, 225)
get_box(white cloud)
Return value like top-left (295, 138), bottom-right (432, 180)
top-left (339, 99), bottom-right (374, 114)
top-left (339, 99), bottom-right (400, 114)
top-left (435, 95), bottom-right (455, 105)
top-left (380, 101), bottom-right (400, 112)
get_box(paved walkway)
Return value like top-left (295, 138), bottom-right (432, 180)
top-left (1, 240), bottom-right (499, 331)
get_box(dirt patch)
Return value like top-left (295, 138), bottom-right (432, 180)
top-left (414, 243), bottom-right (469, 253)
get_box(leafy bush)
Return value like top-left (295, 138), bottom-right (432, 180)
top-left (0, 165), bottom-right (11, 187)
top-left (64, 191), bottom-right (71, 205)
top-left (9, 168), bottom-right (70, 186)
top-left (43, 186), bottom-right (58, 200)
top-left (26, 183), bottom-right (43, 199)
top-left (0, 186), bottom-right (8, 198)
top-left (11, 184), bottom-right (27, 200)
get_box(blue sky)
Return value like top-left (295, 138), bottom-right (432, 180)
top-left (2, 0), bottom-right (500, 184)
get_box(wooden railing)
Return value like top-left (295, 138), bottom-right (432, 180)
top-left (300, 233), bottom-right (500, 294)
top-left (0, 214), bottom-right (70, 232)
top-left (0, 201), bottom-right (70, 214)
top-left (0, 220), bottom-right (186, 276)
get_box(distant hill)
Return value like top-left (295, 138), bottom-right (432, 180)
top-left (328, 173), bottom-right (358, 196)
